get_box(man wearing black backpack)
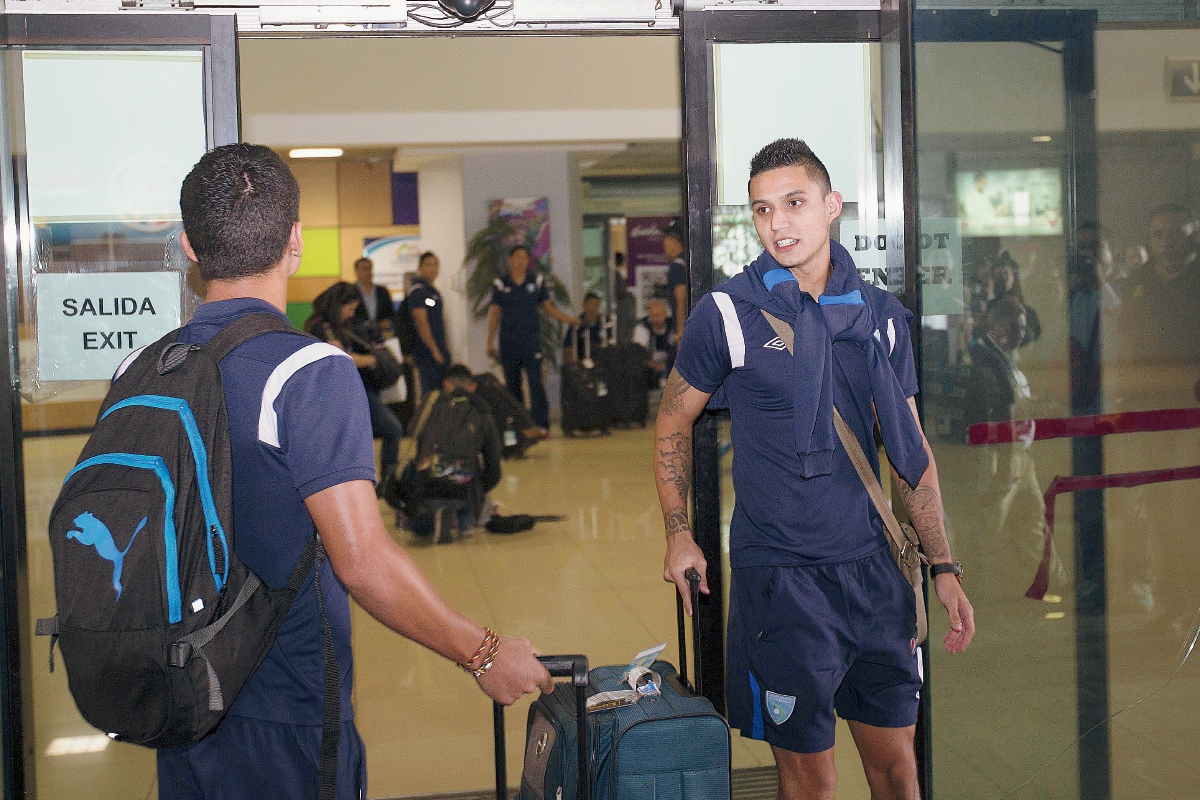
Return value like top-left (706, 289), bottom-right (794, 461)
top-left (157, 144), bottom-right (551, 799)
top-left (402, 364), bottom-right (502, 543)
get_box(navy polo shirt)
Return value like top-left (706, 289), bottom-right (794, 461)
top-left (674, 284), bottom-right (918, 568)
top-left (490, 272), bottom-right (549, 352)
top-left (667, 257), bottom-right (688, 319)
top-left (563, 319), bottom-right (604, 359)
top-left (177, 298), bottom-right (377, 725)
top-left (406, 276), bottom-right (447, 361)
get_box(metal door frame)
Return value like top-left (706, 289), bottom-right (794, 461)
top-left (0, 14), bottom-right (238, 796)
top-left (679, 0), bottom-right (922, 768)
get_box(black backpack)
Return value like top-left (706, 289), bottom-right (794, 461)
top-left (411, 389), bottom-right (488, 499)
top-left (36, 314), bottom-right (342, 781)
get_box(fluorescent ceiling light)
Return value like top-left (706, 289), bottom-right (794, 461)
top-left (46, 735), bottom-right (111, 756)
top-left (289, 148), bottom-right (344, 159)
top-left (1031, 135), bottom-right (1053, 143)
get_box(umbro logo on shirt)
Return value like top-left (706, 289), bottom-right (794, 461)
top-left (763, 337), bottom-right (788, 351)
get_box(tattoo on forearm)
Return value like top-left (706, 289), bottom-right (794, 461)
top-left (665, 511), bottom-right (690, 540)
top-left (898, 481), bottom-right (951, 562)
top-left (656, 431), bottom-right (691, 504)
top-left (659, 370), bottom-right (691, 417)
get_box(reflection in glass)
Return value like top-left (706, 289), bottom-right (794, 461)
top-left (916, 9), bottom-right (1200, 799)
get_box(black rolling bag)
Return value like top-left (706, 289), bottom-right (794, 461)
top-left (594, 343), bottom-right (650, 428)
top-left (560, 327), bottom-right (611, 437)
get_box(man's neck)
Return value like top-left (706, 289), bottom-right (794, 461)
top-left (787, 242), bottom-right (833, 298)
top-left (510, 269), bottom-right (528, 284)
top-left (203, 264), bottom-right (289, 312)
top-left (357, 279), bottom-right (372, 291)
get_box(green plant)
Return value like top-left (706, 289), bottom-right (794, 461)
top-left (465, 214), bottom-right (572, 367)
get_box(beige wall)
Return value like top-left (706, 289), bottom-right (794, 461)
top-left (285, 155), bottom-right (418, 305)
top-left (1097, 28), bottom-right (1200, 132)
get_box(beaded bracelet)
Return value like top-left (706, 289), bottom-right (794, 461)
top-left (459, 628), bottom-right (500, 677)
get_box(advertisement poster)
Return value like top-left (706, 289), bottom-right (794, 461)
top-left (489, 197), bottom-right (550, 262)
top-left (625, 216), bottom-right (677, 317)
top-left (363, 235), bottom-right (423, 293)
top-left (712, 206), bottom-right (758, 279)
top-left (955, 168), bottom-right (1063, 237)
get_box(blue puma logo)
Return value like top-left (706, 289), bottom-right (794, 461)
top-left (67, 512), bottom-right (147, 600)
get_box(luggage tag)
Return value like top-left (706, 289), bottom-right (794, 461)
top-left (596, 380), bottom-right (608, 397)
top-left (586, 689), bottom-right (639, 712)
top-left (624, 643), bottom-right (667, 697)
top-left (503, 429), bottom-right (518, 447)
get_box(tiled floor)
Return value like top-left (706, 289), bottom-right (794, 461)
top-left (21, 396), bottom-right (1200, 798)
top-left (24, 425), bottom-right (873, 799)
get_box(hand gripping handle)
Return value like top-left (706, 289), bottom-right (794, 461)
top-left (494, 654), bottom-right (590, 800)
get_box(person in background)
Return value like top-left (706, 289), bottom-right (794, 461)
top-left (663, 220), bottom-right (689, 339)
top-left (407, 251), bottom-right (450, 395)
top-left (305, 282), bottom-right (404, 498)
top-left (352, 257), bottom-right (395, 340)
top-left (986, 249), bottom-right (1041, 347)
top-left (632, 298), bottom-right (677, 387)
top-left (403, 364), bottom-right (503, 544)
top-left (563, 291), bottom-right (604, 363)
top-left (613, 252), bottom-right (638, 345)
top-left (486, 244), bottom-right (580, 435)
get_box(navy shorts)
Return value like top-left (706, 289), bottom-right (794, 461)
top-left (157, 715), bottom-right (367, 800)
top-left (726, 547), bottom-right (923, 754)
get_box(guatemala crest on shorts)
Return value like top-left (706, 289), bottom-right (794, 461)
top-left (765, 691), bottom-right (796, 725)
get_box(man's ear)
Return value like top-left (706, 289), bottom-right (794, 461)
top-left (285, 222), bottom-right (303, 277)
top-left (826, 190), bottom-right (844, 222)
top-left (180, 231), bottom-right (199, 264)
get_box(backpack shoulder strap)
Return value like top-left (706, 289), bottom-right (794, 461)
top-left (412, 390), bottom-right (441, 442)
top-left (205, 312), bottom-right (309, 364)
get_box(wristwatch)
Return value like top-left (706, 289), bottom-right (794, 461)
top-left (929, 561), bottom-right (964, 583)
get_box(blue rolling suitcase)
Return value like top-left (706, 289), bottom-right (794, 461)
top-left (495, 571), bottom-right (730, 800)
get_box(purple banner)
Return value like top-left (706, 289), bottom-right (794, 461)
top-left (625, 216), bottom-right (676, 286)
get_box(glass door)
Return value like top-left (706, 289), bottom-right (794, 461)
top-left (680, 4), bottom-right (917, 789)
top-left (913, 6), bottom-right (1200, 799)
top-left (0, 13), bottom-right (237, 798)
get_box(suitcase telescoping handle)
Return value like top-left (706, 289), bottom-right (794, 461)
top-left (493, 654), bottom-right (590, 800)
top-left (675, 568), bottom-right (703, 695)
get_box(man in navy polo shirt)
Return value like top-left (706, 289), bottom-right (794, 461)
top-left (156, 144), bottom-right (552, 800)
top-left (656, 139), bottom-right (974, 800)
top-left (407, 250), bottom-right (449, 395)
top-left (486, 244), bottom-right (579, 433)
top-left (662, 220), bottom-right (689, 339)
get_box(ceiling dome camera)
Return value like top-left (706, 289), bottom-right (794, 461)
top-left (437, 0), bottom-right (496, 20)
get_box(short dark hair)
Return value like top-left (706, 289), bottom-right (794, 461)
top-left (444, 364), bottom-right (472, 382)
top-left (583, 292), bottom-right (601, 303)
top-left (354, 257), bottom-right (373, 271)
top-left (508, 244), bottom-right (531, 259)
top-left (747, 139), bottom-right (832, 197)
top-left (443, 364), bottom-right (475, 390)
top-left (419, 251), bottom-right (438, 266)
top-left (180, 144), bottom-right (300, 281)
